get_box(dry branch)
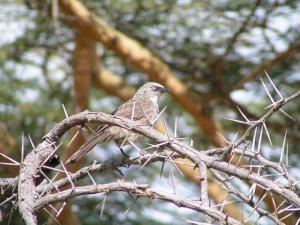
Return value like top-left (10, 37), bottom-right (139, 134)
top-left (0, 88), bottom-right (299, 224)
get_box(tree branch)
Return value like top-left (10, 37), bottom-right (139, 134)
top-left (34, 181), bottom-right (242, 225)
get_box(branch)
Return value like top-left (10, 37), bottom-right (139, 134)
top-left (36, 153), bottom-right (177, 194)
top-left (222, 0), bottom-right (261, 58)
top-left (34, 181), bottom-right (242, 225)
top-left (232, 43), bottom-right (300, 89)
top-left (13, 87), bottom-right (300, 224)
top-left (58, 0), bottom-right (226, 147)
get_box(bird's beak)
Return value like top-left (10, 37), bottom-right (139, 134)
top-left (159, 87), bottom-right (170, 93)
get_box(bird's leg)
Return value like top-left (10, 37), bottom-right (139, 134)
top-left (119, 147), bottom-right (130, 158)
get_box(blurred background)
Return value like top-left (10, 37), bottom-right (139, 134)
top-left (0, 0), bottom-right (300, 224)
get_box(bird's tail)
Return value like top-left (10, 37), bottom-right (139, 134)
top-left (65, 133), bottom-right (109, 164)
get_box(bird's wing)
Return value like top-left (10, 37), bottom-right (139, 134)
top-left (66, 98), bottom-right (157, 164)
top-left (65, 131), bottom-right (110, 164)
top-left (114, 99), bottom-right (156, 124)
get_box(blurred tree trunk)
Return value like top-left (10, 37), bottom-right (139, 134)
top-left (52, 32), bottom-right (97, 225)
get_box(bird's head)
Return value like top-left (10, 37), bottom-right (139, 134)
top-left (134, 82), bottom-right (169, 103)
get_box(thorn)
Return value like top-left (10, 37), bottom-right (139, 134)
top-left (279, 109), bottom-right (296, 121)
top-left (60, 161), bottom-right (74, 189)
top-left (216, 132), bottom-right (231, 145)
top-left (67, 129), bottom-right (80, 148)
top-left (286, 142), bottom-right (289, 166)
top-left (251, 127), bottom-right (257, 152)
top-left (124, 197), bottom-right (139, 216)
top-left (48, 203), bottom-right (58, 213)
top-left (152, 106), bottom-right (167, 125)
top-left (278, 212), bottom-right (294, 222)
top-left (21, 132), bottom-right (24, 163)
top-left (39, 170), bottom-right (60, 192)
top-left (0, 162), bottom-right (19, 166)
top-left (41, 166), bottom-right (65, 173)
top-left (264, 71), bottom-right (283, 99)
top-left (169, 165), bottom-right (176, 194)
top-left (257, 125), bottom-right (263, 153)
top-left (263, 122), bottom-right (272, 146)
top-left (225, 118), bottom-right (251, 125)
top-left (62, 104), bottom-right (69, 118)
top-left (119, 134), bottom-right (130, 150)
top-left (237, 106), bottom-right (249, 122)
top-left (128, 140), bottom-right (144, 155)
top-left (164, 150), bottom-right (184, 177)
top-left (130, 102), bottom-right (136, 120)
top-left (28, 134), bottom-right (35, 149)
top-left (43, 207), bottom-right (62, 225)
top-left (280, 130), bottom-right (287, 163)
top-left (56, 202), bottom-right (66, 217)
top-left (100, 195), bottom-right (107, 220)
top-left (260, 77), bottom-right (274, 103)
top-left (163, 118), bottom-right (170, 139)
top-left (40, 142), bottom-right (63, 167)
top-left (87, 171), bottom-right (97, 185)
top-left (0, 152), bottom-right (20, 165)
top-left (143, 141), bottom-right (169, 150)
top-left (39, 172), bottom-right (60, 197)
top-left (231, 132), bottom-right (238, 143)
top-left (140, 150), bottom-right (158, 170)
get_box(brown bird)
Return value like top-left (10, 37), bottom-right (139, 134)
top-left (66, 82), bottom-right (169, 164)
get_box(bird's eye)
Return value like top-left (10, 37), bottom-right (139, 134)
top-left (151, 86), bottom-right (159, 91)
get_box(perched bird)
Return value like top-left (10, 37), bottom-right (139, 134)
top-left (66, 82), bottom-right (169, 164)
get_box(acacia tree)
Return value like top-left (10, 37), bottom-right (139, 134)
top-left (1, 88), bottom-right (300, 224)
top-left (1, 0), bottom-right (300, 224)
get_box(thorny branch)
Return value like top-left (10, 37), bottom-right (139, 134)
top-left (0, 89), bottom-right (300, 224)
top-left (34, 181), bottom-right (241, 225)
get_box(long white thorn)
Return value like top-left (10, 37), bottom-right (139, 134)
top-left (237, 106), bottom-right (249, 122)
top-left (225, 118), bottom-right (251, 125)
top-left (163, 118), bottom-right (170, 138)
top-left (62, 103), bottom-right (69, 118)
top-left (280, 130), bottom-right (287, 163)
top-left (41, 142), bottom-right (63, 167)
top-left (140, 150), bottom-right (158, 170)
top-left (152, 106), bottom-right (167, 125)
top-left (216, 132), bottom-right (230, 145)
top-left (231, 132), bottom-right (238, 143)
top-left (257, 125), bottom-right (263, 153)
top-left (279, 109), bottom-right (296, 121)
top-left (251, 127), bottom-right (257, 152)
top-left (264, 71), bottom-right (283, 99)
top-left (56, 202), bottom-right (66, 217)
top-left (260, 77), bottom-right (274, 103)
top-left (286, 142), bottom-right (289, 166)
top-left (263, 122), bottom-right (272, 146)
top-left (28, 134), bottom-right (35, 149)
top-left (100, 195), bottom-right (107, 220)
top-left (131, 102), bottom-right (136, 120)
top-left (164, 150), bottom-right (184, 177)
top-left (87, 171), bottom-right (97, 185)
top-left (67, 129), bottom-right (80, 148)
top-left (21, 132), bottom-right (24, 163)
top-left (61, 162), bottom-right (74, 189)
top-left (128, 140), bottom-right (144, 155)
top-left (0, 152), bottom-right (20, 165)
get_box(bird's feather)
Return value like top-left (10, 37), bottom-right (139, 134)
top-left (65, 131), bottom-right (110, 164)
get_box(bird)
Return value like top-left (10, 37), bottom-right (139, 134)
top-left (66, 82), bottom-right (169, 164)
